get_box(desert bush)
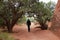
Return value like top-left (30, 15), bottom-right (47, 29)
top-left (0, 33), bottom-right (14, 40)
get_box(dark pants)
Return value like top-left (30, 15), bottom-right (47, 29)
top-left (27, 25), bottom-right (30, 32)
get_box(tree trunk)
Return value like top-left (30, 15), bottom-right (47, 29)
top-left (6, 18), bottom-right (19, 33)
top-left (40, 23), bottom-right (48, 30)
top-left (7, 26), bottom-right (12, 33)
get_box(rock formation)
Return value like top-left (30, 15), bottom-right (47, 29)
top-left (50, 0), bottom-right (60, 37)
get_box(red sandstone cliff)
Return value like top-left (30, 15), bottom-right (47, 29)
top-left (51, 0), bottom-right (60, 37)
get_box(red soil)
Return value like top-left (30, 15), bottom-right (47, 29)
top-left (11, 23), bottom-right (60, 40)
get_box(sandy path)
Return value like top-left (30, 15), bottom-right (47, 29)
top-left (11, 23), bottom-right (60, 40)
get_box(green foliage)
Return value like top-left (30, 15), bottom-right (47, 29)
top-left (0, 0), bottom-right (56, 31)
top-left (0, 0), bottom-right (27, 32)
top-left (0, 18), bottom-right (4, 26)
top-left (0, 18), bottom-right (3, 24)
top-left (17, 16), bottom-right (26, 23)
top-left (30, 1), bottom-right (56, 28)
top-left (0, 33), bottom-right (14, 40)
top-left (30, 2), bottom-right (49, 24)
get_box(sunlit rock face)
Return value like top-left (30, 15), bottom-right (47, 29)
top-left (50, 0), bottom-right (60, 37)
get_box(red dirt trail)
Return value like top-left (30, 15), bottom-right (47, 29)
top-left (12, 23), bottom-right (60, 40)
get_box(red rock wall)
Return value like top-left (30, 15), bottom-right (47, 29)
top-left (51, 0), bottom-right (59, 30)
top-left (51, 0), bottom-right (60, 37)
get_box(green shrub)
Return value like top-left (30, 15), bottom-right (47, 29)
top-left (17, 16), bottom-right (26, 24)
top-left (0, 18), bottom-right (4, 26)
top-left (0, 33), bottom-right (14, 40)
